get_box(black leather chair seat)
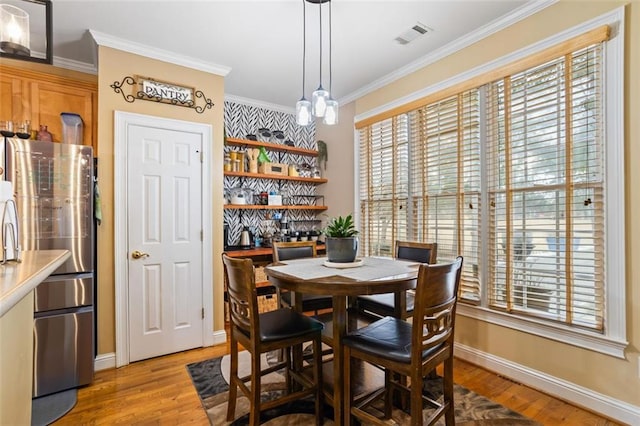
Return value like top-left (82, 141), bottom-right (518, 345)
top-left (280, 291), bottom-right (333, 312)
top-left (277, 246), bottom-right (315, 261)
top-left (253, 308), bottom-right (324, 342)
top-left (342, 316), bottom-right (442, 364)
top-left (357, 292), bottom-right (415, 317)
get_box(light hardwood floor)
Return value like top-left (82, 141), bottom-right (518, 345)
top-left (53, 340), bottom-right (619, 425)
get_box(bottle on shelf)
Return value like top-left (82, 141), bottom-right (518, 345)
top-left (37, 125), bottom-right (53, 142)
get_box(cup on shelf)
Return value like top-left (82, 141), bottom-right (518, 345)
top-left (15, 120), bottom-right (31, 139)
top-left (0, 120), bottom-right (14, 137)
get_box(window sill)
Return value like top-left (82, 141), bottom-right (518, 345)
top-left (456, 304), bottom-right (628, 358)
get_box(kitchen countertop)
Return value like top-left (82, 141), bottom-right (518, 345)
top-left (0, 250), bottom-right (70, 317)
top-left (225, 244), bottom-right (325, 258)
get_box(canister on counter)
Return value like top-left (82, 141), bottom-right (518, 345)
top-left (238, 152), bottom-right (245, 172)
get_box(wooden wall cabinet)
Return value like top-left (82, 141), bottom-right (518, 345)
top-left (0, 64), bottom-right (98, 152)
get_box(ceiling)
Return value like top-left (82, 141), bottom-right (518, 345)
top-left (12, 1), bottom-right (551, 110)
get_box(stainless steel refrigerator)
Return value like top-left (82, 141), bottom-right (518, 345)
top-left (1, 137), bottom-right (95, 398)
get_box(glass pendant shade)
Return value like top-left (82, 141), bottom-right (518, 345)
top-left (311, 86), bottom-right (329, 118)
top-left (0, 4), bottom-right (30, 56)
top-left (323, 98), bottom-right (339, 125)
top-left (296, 98), bottom-right (312, 126)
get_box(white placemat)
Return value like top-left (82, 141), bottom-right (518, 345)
top-left (267, 257), bottom-right (419, 281)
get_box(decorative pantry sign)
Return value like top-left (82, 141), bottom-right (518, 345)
top-left (138, 76), bottom-right (194, 103)
top-left (110, 75), bottom-right (214, 114)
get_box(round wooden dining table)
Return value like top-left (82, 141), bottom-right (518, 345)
top-left (264, 256), bottom-right (419, 426)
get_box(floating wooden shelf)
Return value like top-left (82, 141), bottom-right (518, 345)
top-left (223, 171), bottom-right (327, 184)
top-left (226, 137), bottom-right (319, 157)
top-left (224, 204), bottom-right (328, 211)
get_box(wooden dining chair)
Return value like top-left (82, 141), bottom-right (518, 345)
top-left (357, 241), bottom-right (438, 320)
top-left (272, 240), bottom-right (333, 315)
top-left (222, 253), bottom-right (324, 426)
top-left (343, 256), bottom-right (463, 426)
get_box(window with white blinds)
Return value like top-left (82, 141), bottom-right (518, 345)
top-left (486, 44), bottom-right (605, 329)
top-left (408, 90), bottom-right (482, 303)
top-left (358, 116), bottom-right (409, 257)
top-left (357, 23), bottom-right (623, 343)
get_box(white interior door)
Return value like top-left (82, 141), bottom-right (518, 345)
top-left (126, 123), bottom-right (204, 362)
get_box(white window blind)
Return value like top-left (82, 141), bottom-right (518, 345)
top-left (409, 90), bottom-right (482, 303)
top-left (486, 45), bottom-right (605, 329)
top-left (357, 23), bottom-right (620, 344)
top-left (359, 116), bottom-right (409, 257)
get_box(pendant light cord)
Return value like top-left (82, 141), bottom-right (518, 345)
top-left (329, 0), bottom-right (332, 95)
top-left (319, 1), bottom-right (323, 88)
top-left (302, 0), bottom-right (306, 97)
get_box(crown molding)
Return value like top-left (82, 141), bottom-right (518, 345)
top-left (225, 94), bottom-right (295, 115)
top-left (340, 0), bottom-right (557, 105)
top-left (52, 56), bottom-right (97, 75)
top-left (354, 3), bottom-right (621, 125)
top-left (89, 30), bottom-right (231, 76)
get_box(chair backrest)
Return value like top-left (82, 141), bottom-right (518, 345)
top-left (395, 240), bottom-right (438, 264)
top-left (412, 256), bottom-right (463, 358)
top-left (272, 240), bottom-right (317, 262)
top-left (222, 253), bottom-right (259, 337)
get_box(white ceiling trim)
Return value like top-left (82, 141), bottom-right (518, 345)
top-left (52, 56), bottom-right (97, 75)
top-left (339, 0), bottom-right (557, 106)
top-left (354, 5), bottom-right (619, 125)
top-left (89, 29), bottom-right (232, 76)
top-left (225, 93), bottom-right (295, 115)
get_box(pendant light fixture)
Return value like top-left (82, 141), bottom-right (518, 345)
top-left (297, 0), bottom-right (338, 126)
top-left (322, 0), bottom-right (338, 125)
top-left (295, 0), bottom-right (312, 126)
top-left (0, 0), bottom-right (52, 64)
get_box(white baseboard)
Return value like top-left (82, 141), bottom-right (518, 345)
top-left (455, 343), bottom-right (640, 425)
top-left (94, 352), bottom-right (116, 371)
top-left (211, 329), bottom-right (227, 346)
top-left (94, 330), bottom-right (227, 372)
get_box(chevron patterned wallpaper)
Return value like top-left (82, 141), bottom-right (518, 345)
top-left (223, 100), bottom-right (322, 247)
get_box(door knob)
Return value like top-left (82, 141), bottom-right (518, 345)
top-left (131, 250), bottom-right (149, 259)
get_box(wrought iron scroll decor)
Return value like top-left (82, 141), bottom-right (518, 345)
top-left (110, 75), bottom-right (214, 114)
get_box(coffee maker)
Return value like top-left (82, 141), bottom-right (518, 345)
top-left (223, 223), bottom-right (230, 250)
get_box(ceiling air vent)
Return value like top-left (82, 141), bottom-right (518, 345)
top-left (395, 22), bottom-right (431, 45)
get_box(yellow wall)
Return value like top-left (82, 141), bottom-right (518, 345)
top-left (353, 1), bottom-right (639, 408)
top-left (316, 101), bottom-right (357, 221)
top-left (95, 47), bottom-right (226, 354)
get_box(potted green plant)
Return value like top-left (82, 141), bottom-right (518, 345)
top-left (324, 214), bottom-right (359, 263)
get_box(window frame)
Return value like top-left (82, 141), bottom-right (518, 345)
top-left (354, 8), bottom-right (626, 358)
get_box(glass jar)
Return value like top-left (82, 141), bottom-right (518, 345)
top-left (257, 127), bottom-right (271, 143)
top-left (223, 153), bottom-right (232, 172)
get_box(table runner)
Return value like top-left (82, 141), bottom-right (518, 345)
top-left (266, 256), bottom-right (419, 281)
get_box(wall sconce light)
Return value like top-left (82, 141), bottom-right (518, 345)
top-left (0, 0), bottom-right (52, 64)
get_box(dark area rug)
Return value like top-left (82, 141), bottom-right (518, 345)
top-left (186, 353), bottom-right (539, 426)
